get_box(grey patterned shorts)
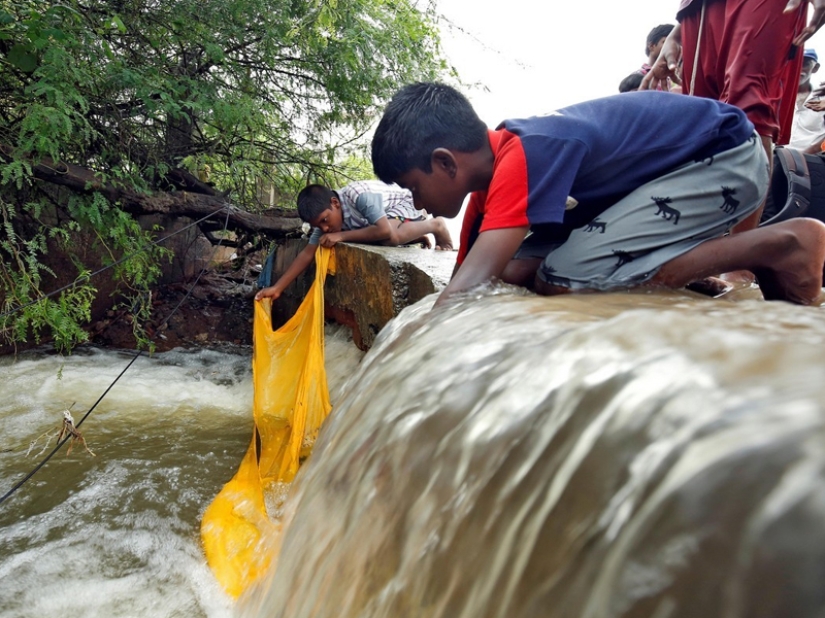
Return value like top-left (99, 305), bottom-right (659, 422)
top-left (517, 133), bottom-right (769, 290)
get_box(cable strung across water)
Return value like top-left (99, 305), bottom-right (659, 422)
top-left (0, 206), bottom-right (233, 507)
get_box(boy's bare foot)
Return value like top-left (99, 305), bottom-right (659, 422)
top-left (753, 218), bottom-right (825, 305)
top-left (719, 270), bottom-right (755, 285)
top-left (685, 276), bottom-right (732, 297)
top-left (403, 235), bottom-right (432, 249)
top-left (431, 217), bottom-right (455, 251)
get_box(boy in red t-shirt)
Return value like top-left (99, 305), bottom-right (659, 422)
top-left (371, 82), bottom-right (825, 308)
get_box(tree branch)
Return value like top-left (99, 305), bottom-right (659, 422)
top-left (0, 145), bottom-right (302, 237)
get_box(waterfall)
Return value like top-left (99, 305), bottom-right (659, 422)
top-left (2, 286), bottom-right (824, 617)
top-left (239, 286), bottom-right (825, 618)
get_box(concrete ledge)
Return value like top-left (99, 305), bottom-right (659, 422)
top-left (268, 240), bottom-right (455, 349)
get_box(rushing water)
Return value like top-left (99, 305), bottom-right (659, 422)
top-left (239, 284), bottom-right (825, 618)
top-left (2, 285), bottom-right (825, 618)
top-left (0, 327), bottom-right (362, 618)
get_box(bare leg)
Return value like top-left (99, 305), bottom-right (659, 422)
top-left (653, 218), bottom-right (825, 305)
top-left (386, 217), bottom-right (454, 250)
top-left (500, 258), bottom-right (542, 288)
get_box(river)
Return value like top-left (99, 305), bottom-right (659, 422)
top-left (2, 284), bottom-right (824, 617)
top-left (0, 326), bottom-right (361, 617)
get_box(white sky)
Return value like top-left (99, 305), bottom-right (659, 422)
top-left (436, 0), bottom-right (825, 125)
top-left (431, 0), bottom-right (825, 245)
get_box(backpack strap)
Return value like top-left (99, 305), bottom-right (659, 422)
top-left (760, 147), bottom-right (811, 226)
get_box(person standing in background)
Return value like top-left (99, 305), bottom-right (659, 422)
top-left (638, 24), bottom-right (676, 76)
top-left (790, 49), bottom-right (825, 152)
top-left (642, 0), bottom-right (825, 230)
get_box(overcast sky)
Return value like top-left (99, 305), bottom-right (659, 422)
top-left (430, 0), bottom-right (825, 244)
top-left (436, 0), bottom-right (825, 126)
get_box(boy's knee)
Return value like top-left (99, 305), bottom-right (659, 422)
top-left (501, 258), bottom-right (541, 287)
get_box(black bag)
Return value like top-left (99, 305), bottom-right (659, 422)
top-left (760, 146), bottom-right (825, 226)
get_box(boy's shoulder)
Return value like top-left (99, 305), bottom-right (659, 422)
top-left (497, 92), bottom-right (750, 158)
top-left (341, 179), bottom-right (403, 197)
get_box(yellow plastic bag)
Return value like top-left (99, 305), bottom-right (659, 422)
top-left (201, 246), bottom-right (335, 598)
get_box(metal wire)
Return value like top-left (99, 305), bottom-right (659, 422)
top-left (0, 206), bottom-right (234, 507)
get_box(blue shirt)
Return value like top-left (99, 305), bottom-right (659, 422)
top-left (499, 90), bottom-right (754, 226)
top-left (457, 91), bottom-right (755, 263)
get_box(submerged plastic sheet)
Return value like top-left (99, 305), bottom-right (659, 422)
top-left (201, 247), bottom-right (335, 598)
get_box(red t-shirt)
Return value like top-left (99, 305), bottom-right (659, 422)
top-left (456, 92), bottom-right (754, 266)
top-left (457, 129), bottom-right (529, 265)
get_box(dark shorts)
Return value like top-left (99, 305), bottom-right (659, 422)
top-left (516, 134), bottom-right (769, 291)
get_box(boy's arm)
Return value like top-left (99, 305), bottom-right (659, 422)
top-left (319, 216), bottom-right (393, 247)
top-left (254, 242), bottom-right (318, 300)
top-left (434, 226), bottom-right (529, 308)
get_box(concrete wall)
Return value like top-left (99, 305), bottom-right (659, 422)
top-left (268, 240), bottom-right (455, 350)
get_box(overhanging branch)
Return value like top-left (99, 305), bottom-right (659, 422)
top-left (1, 145), bottom-right (302, 237)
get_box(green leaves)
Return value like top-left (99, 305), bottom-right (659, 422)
top-left (7, 43), bottom-right (37, 72)
top-left (0, 0), bottom-right (448, 351)
top-left (110, 14), bottom-right (126, 33)
top-left (5, 0), bottom-right (446, 183)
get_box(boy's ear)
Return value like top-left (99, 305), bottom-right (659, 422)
top-left (431, 148), bottom-right (458, 179)
top-left (330, 195), bottom-right (341, 210)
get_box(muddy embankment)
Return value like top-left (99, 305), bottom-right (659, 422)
top-left (1, 214), bottom-right (266, 356)
top-left (3, 215), bottom-right (458, 356)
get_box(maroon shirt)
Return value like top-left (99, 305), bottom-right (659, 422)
top-left (677, 0), bottom-right (703, 19)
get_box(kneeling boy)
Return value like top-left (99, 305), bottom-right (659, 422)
top-left (370, 84), bottom-right (825, 307)
top-left (256, 180), bottom-right (453, 302)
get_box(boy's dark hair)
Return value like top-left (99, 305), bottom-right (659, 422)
top-left (645, 24), bottom-right (674, 55)
top-left (371, 82), bottom-right (488, 183)
top-left (297, 184), bottom-right (336, 222)
top-left (619, 72), bottom-right (644, 93)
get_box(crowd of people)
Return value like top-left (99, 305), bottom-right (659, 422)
top-left (621, 15), bottom-right (825, 158)
top-left (259, 0), bottom-right (825, 310)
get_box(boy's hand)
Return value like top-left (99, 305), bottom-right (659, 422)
top-left (255, 286), bottom-right (282, 301)
top-left (319, 232), bottom-right (344, 247)
top-left (805, 97), bottom-right (825, 111)
top-left (435, 226), bottom-right (529, 307)
top-left (641, 46), bottom-right (680, 91)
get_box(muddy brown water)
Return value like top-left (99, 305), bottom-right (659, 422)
top-left (2, 285), bottom-right (825, 618)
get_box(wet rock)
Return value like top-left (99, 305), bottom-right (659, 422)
top-left (268, 240), bottom-right (455, 350)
